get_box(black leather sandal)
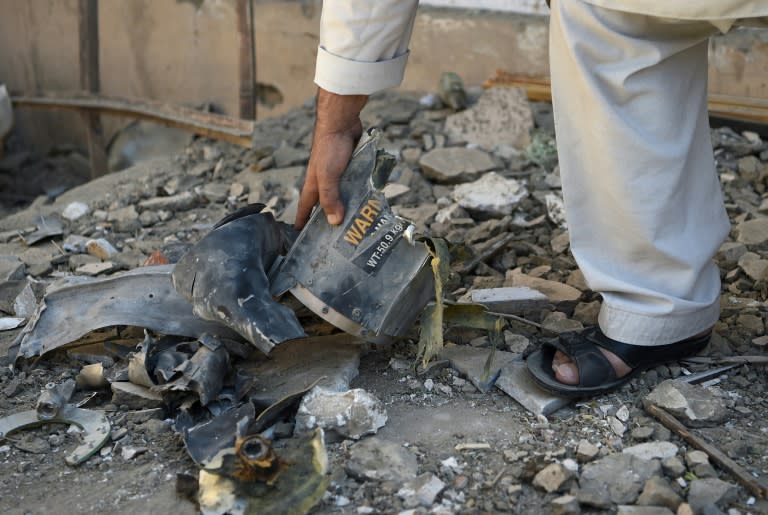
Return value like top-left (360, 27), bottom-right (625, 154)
top-left (525, 327), bottom-right (711, 398)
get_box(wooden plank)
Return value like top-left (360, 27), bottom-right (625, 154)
top-left (11, 93), bottom-right (255, 148)
top-left (236, 0), bottom-right (257, 121)
top-left (484, 71), bottom-right (768, 125)
top-left (78, 0), bottom-right (107, 178)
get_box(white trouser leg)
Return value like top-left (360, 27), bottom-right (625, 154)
top-left (549, 0), bottom-right (730, 345)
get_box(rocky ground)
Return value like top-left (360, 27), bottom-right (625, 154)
top-left (0, 88), bottom-right (766, 515)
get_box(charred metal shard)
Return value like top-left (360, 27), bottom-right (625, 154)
top-left (172, 204), bottom-right (305, 355)
top-left (155, 344), bottom-right (230, 406)
top-left (36, 379), bottom-right (76, 419)
top-left (11, 265), bottom-right (240, 360)
top-left (271, 128), bottom-right (434, 344)
top-left (197, 429), bottom-right (329, 515)
top-left (0, 383), bottom-right (111, 465)
top-left (23, 215), bottom-right (65, 245)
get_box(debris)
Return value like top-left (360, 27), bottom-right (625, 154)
top-left (295, 388), bottom-right (387, 440)
top-left (110, 381), bottom-right (164, 410)
top-left (578, 454), bottom-right (662, 508)
top-left (576, 440), bottom-right (600, 463)
top-left (439, 343), bottom-right (517, 393)
top-left (454, 442), bottom-right (491, 451)
top-left (138, 191), bottom-right (197, 211)
top-left (452, 172), bottom-right (528, 216)
top-left (13, 265), bottom-right (240, 360)
top-left (437, 72), bottom-right (467, 111)
top-left (533, 463), bottom-right (572, 493)
top-left (419, 147), bottom-right (496, 184)
top-left (76, 261), bottom-right (115, 276)
top-left (22, 215), bottom-right (65, 245)
top-left (273, 130), bottom-right (434, 344)
top-left (496, 359), bottom-right (570, 416)
top-left (346, 437), bottom-right (418, 484)
top-left (61, 201), bottom-right (90, 221)
top-left (76, 363), bottom-right (108, 390)
top-left (505, 268), bottom-right (582, 303)
top-left (85, 238), bottom-right (118, 260)
top-left (196, 429), bottom-right (329, 515)
top-left (470, 286), bottom-right (549, 314)
top-left (158, 344), bottom-right (230, 406)
top-left (397, 473), bottom-right (446, 508)
top-left (0, 317), bottom-right (24, 330)
top-left (444, 87), bottom-right (534, 150)
top-left (687, 478), bottom-right (739, 514)
top-left (549, 494), bottom-right (581, 515)
top-left (622, 442), bottom-right (679, 461)
top-left (172, 204), bottom-right (304, 354)
top-left (0, 380), bottom-right (111, 465)
top-left (121, 445), bottom-right (149, 460)
top-left (545, 192), bottom-right (567, 229)
top-left (644, 403), bottom-right (768, 499)
top-left (644, 380), bottom-right (728, 428)
top-left (735, 218), bottom-right (768, 245)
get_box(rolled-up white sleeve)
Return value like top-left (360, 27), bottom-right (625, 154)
top-left (315, 0), bottom-right (419, 95)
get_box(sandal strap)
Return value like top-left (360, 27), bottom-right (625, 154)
top-left (582, 327), bottom-right (711, 369)
top-left (546, 333), bottom-right (619, 388)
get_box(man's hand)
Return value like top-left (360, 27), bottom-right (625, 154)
top-left (295, 88), bottom-right (368, 229)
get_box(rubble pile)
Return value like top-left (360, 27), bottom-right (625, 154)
top-left (0, 87), bottom-right (766, 514)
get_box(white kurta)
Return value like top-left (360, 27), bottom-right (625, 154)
top-left (313, 0), bottom-right (767, 345)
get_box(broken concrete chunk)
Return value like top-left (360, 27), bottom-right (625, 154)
top-left (201, 182), bottom-right (230, 203)
top-left (545, 192), bottom-right (567, 229)
top-left (644, 380), bottom-right (728, 428)
top-left (138, 191), bottom-right (197, 211)
top-left (439, 343), bottom-right (518, 393)
top-left (576, 440), bottom-right (600, 463)
top-left (295, 388), bottom-right (387, 440)
top-left (61, 201), bottom-right (90, 222)
top-left (346, 437), bottom-right (418, 484)
top-left (495, 360), bottom-right (570, 417)
top-left (75, 261), bottom-right (115, 276)
top-left (636, 476), bottom-right (683, 512)
top-left (452, 172), bottom-right (528, 216)
top-left (738, 252), bottom-right (768, 281)
top-left (615, 507), bottom-right (674, 515)
top-left (444, 87), bottom-right (534, 150)
top-left (505, 269), bottom-right (582, 303)
top-left (107, 205), bottom-right (140, 232)
top-left (578, 454), bottom-right (662, 508)
top-left (419, 147), bottom-right (496, 184)
top-left (735, 218), bottom-right (768, 245)
top-left (549, 495), bottom-right (581, 515)
top-left (533, 463), bottom-right (573, 493)
top-left (622, 441), bottom-right (679, 461)
top-left (687, 478), bottom-right (738, 514)
top-left (397, 473), bottom-right (446, 508)
top-left (0, 255), bottom-right (25, 283)
top-left (85, 238), bottom-right (119, 260)
top-left (469, 287), bottom-right (549, 314)
top-left (111, 381), bottom-right (164, 410)
top-left (76, 363), bottom-right (109, 390)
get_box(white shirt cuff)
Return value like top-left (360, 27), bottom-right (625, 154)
top-left (314, 46), bottom-right (410, 96)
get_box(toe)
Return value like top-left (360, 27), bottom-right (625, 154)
top-left (552, 350), bottom-right (579, 385)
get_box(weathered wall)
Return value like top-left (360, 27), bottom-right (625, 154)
top-left (0, 0), bottom-right (766, 154)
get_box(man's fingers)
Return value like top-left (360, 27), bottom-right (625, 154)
top-left (318, 170), bottom-right (345, 226)
top-left (295, 169), bottom-right (319, 229)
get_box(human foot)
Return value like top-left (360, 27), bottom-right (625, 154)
top-left (550, 328), bottom-right (712, 385)
top-left (525, 327), bottom-right (712, 398)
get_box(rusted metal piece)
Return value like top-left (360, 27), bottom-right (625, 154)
top-left (236, 0), bottom-right (257, 120)
top-left (233, 434), bottom-right (289, 485)
top-left (78, 0), bottom-right (107, 178)
top-left (11, 93), bottom-right (255, 148)
top-left (645, 402), bottom-right (768, 499)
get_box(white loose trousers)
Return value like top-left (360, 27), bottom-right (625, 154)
top-left (315, 0), bottom-right (768, 346)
